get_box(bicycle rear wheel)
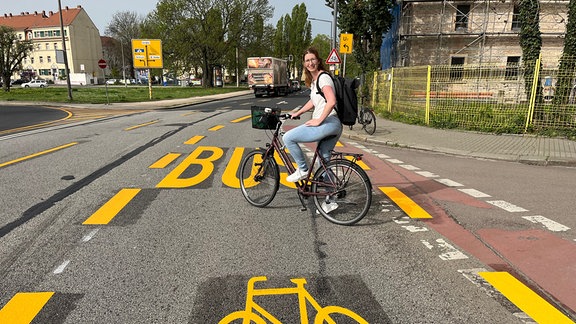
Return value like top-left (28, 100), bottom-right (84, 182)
top-left (240, 150), bottom-right (279, 207)
top-left (361, 108), bottom-right (376, 135)
top-left (311, 159), bottom-right (372, 225)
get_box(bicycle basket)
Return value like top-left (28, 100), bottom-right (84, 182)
top-left (251, 106), bottom-right (281, 130)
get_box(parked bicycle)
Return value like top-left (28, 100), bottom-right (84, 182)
top-left (240, 106), bottom-right (372, 226)
top-left (350, 105), bottom-right (376, 135)
top-left (219, 276), bottom-right (368, 323)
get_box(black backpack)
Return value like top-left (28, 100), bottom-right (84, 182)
top-left (316, 71), bottom-right (359, 126)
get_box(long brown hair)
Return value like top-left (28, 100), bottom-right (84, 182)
top-left (302, 47), bottom-right (327, 88)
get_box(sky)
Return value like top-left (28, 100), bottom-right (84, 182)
top-left (1, 0), bottom-right (335, 37)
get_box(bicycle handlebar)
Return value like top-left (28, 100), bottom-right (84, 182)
top-left (261, 107), bottom-right (299, 120)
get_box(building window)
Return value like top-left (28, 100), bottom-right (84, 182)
top-left (505, 56), bottom-right (520, 80)
top-left (450, 57), bottom-right (465, 80)
top-left (455, 5), bottom-right (470, 31)
top-left (54, 43), bottom-right (58, 50)
top-left (511, 6), bottom-right (520, 31)
top-left (39, 56), bottom-right (44, 63)
top-left (47, 56), bottom-right (52, 63)
top-left (31, 57), bottom-right (35, 64)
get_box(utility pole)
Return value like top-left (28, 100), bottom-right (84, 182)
top-left (58, 0), bottom-right (73, 101)
top-left (332, 0), bottom-right (338, 51)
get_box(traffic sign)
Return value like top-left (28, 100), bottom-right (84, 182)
top-left (132, 39), bottom-right (163, 69)
top-left (340, 33), bottom-right (353, 54)
top-left (326, 48), bottom-right (341, 64)
top-left (98, 59), bottom-right (107, 69)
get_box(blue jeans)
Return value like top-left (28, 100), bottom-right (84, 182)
top-left (283, 115), bottom-right (343, 171)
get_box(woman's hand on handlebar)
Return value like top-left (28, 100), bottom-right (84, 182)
top-left (284, 113), bottom-right (300, 120)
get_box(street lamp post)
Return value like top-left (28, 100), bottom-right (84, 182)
top-left (120, 39), bottom-right (127, 87)
top-left (58, 0), bottom-right (72, 100)
top-left (308, 17), bottom-right (334, 50)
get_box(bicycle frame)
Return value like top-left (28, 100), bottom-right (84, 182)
top-left (242, 108), bottom-right (373, 224)
top-left (242, 276), bottom-right (341, 324)
top-left (260, 115), bottom-right (361, 203)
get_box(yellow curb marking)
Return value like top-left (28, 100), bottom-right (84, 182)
top-left (379, 186), bottom-right (432, 218)
top-left (124, 120), bottom-right (159, 131)
top-left (149, 153), bottom-right (182, 169)
top-left (83, 188), bottom-right (141, 225)
top-left (0, 142), bottom-right (78, 169)
top-left (0, 292), bottom-right (54, 324)
top-left (184, 135), bottom-right (205, 145)
top-left (479, 272), bottom-right (574, 324)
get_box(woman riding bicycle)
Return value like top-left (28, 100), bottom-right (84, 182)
top-left (283, 47), bottom-right (342, 183)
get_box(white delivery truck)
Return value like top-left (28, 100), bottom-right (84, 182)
top-left (247, 57), bottom-right (290, 97)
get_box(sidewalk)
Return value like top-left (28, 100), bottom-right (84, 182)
top-left (342, 115), bottom-right (576, 167)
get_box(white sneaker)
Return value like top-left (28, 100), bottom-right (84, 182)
top-left (316, 201), bottom-right (339, 214)
top-left (286, 168), bottom-right (308, 182)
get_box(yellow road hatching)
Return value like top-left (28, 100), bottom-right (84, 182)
top-left (480, 272), bottom-right (575, 324)
top-left (83, 188), bottom-right (141, 225)
top-left (379, 186), bottom-right (433, 218)
top-left (0, 292), bottom-right (54, 324)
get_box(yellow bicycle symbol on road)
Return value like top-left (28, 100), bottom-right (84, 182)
top-left (219, 276), bottom-right (368, 323)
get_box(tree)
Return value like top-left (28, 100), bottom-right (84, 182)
top-left (326, 0), bottom-right (394, 75)
top-left (105, 11), bottom-right (144, 80)
top-left (519, 0), bottom-right (542, 102)
top-left (144, 0), bottom-right (273, 87)
top-left (554, 0), bottom-right (576, 105)
top-left (310, 34), bottom-right (332, 62)
top-left (0, 26), bottom-right (33, 92)
top-left (285, 4), bottom-right (312, 79)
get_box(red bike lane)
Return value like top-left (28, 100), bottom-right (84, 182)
top-left (344, 142), bottom-right (576, 320)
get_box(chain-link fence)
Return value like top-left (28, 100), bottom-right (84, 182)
top-left (370, 56), bottom-right (576, 135)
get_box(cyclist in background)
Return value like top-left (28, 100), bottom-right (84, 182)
top-left (283, 47), bottom-right (342, 183)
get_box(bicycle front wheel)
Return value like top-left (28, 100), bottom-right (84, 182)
top-left (311, 159), bottom-right (372, 225)
top-left (362, 108), bottom-right (376, 135)
top-left (240, 150), bottom-right (279, 207)
top-left (314, 305), bottom-right (368, 324)
top-left (219, 310), bottom-right (267, 324)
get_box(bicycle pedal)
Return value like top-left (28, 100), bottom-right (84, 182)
top-left (300, 207), bottom-right (308, 211)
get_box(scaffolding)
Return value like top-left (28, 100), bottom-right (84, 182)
top-left (393, 0), bottom-right (569, 67)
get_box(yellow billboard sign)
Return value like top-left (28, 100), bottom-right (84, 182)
top-left (132, 39), bottom-right (163, 69)
top-left (339, 33), bottom-right (353, 54)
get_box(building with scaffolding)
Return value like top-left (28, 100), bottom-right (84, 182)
top-left (382, 0), bottom-right (569, 69)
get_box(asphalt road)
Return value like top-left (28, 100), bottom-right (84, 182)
top-left (0, 105), bottom-right (70, 132)
top-left (0, 93), bottom-right (574, 323)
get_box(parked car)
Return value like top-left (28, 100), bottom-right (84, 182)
top-left (11, 79), bottom-right (27, 86)
top-left (106, 79), bottom-right (117, 85)
top-left (291, 80), bottom-right (301, 91)
top-left (21, 79), bottom-right (48, 88)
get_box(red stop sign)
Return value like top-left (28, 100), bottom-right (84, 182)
top-left (98, 59), bottom-right (107, 69)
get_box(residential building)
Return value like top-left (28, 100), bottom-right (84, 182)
top-left (382, 0), bottom-right (569, 69)
top-left (0, 5), bottom-right (103, 85)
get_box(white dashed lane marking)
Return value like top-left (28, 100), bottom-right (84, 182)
top-left (522, 216), bottom-right (570, 232)
top-left (487, 200), bottom-right (529, 212)
top-left (421, 238), bottom-right (469, 260)
top-left (434, 178), bottom-right (464, 187)
top-left (458, 188), bottom-right (492, 198)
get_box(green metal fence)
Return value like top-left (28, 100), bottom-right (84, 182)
top-left (370, 56), bottom-right (576, 135)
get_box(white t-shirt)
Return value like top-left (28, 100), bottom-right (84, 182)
top-left (310, 72), bottom-right (337, 120)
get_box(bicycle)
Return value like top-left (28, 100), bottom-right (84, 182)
top-left (219, 276), bottom-right (368, 323)
top-left (240, 106), bottom-right (372, 226)
top-left (353, 105), bottom-right (376, 135)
